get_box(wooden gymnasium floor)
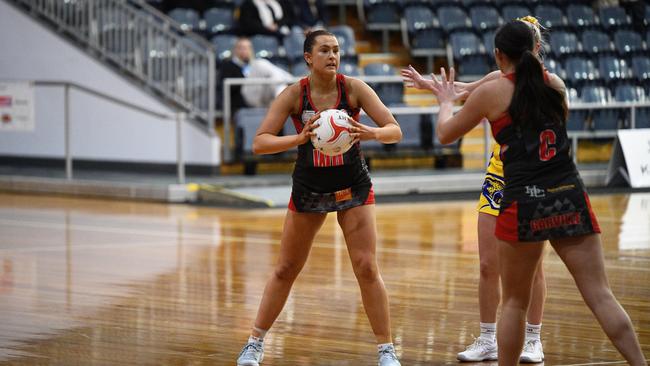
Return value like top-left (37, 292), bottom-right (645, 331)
top-left (0, 192), bottom-right (648, 365)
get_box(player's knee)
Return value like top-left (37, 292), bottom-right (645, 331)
top-left (351, 257), bottom-right (378, 282)
top-left (273, 262), bottom-right (302, 282)
top-left (479, 259), bottom-right (499, 280)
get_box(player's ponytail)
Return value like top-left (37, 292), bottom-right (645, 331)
top-left (495, 21), bottom-right (566, 129)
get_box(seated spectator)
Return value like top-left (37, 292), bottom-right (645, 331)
top-left (237, 0), bottom-right (295, 39)
top-left (293, 0), bottom-right (328, 33)
top-left (217, 37), bottom-right (253, 115)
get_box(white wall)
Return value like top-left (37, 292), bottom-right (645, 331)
top-left (0, 0), bottom-right (220, 165)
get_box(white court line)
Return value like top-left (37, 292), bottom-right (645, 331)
top-left (2, 219), bottom-right (650, 270)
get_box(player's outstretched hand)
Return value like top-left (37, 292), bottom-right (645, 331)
top-left (401, 65), bottom-right (435, 91)
top-left (431, 67), bottom-right (469, 104)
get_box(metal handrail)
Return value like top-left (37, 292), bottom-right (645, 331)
top-left (10, 0), bottom-right (215, 133)
top-left (221, 75), bottom-right (650, 163)
top-left (26, 80), bottom-right (186, 184)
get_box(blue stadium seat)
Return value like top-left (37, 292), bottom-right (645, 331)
top-left (291, 61), bottom-right (309, 77)
top-left (482, 29), bottom-right (497, 58)
top-left (581, 85), bottom-right (619, 130)
top-left (459, 55), bottom-right (492, 76)
top-left (403, 5), bottom-right (445, 50)
top-left (549, 31), bottom-right (579, 58)
top-left (613, 30), bottom-right (644, 56)
top-left (534, 4), bottom-right (565, 29)
top-left (566, 4), bottom-right (597, 29)
top-left (363, 0), bottom-right (401, 25)
top-left (339, 61), bottom-right (361, 76)
top-left (250, 35), bottom-right (280, 59)
top-left (614, 84), bottom-right (647, 128)
top-left (431, 114), bottom-right (461, 151)
top-left (389, 104), bottom-right (423, 150)
top-left (564, 56), bottom-right (598, 84)
top-left (284, 31), bottom-right (305, 64)
top-left (544, 58), bottom-right (564, 79)
top-left (598, 55), bottom-right (632, 84)
top-left (450, 31), bottom-right (484, 60)
top-left (631, 56), bottom-right (650, 81)
top-left (168, 8), bottom-right (200, 32)
top-left (234, 108), bottom-right (266, 156)
top-left (204, 7), bottom-right (233, 36)
top-left (566, 87), bottom-right (586, 131)
top-left (438, 5), bottom-right (471, 34)
top-left (598, 6), bottom-right (631, 30)
top-left (501, 5), bottom-right (530, 22)
top-left (363, 63), bottom-right (403, 105)
top-left (581, 30), bottom-right (613, 55)
top-left (330, 25), bottom-right (357, 58)
top-left (211, 34), bottom-right (237, 62)
top-left (469, 5), bottom-right (501, 31)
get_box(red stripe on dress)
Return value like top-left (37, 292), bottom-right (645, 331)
top-left (583, 192), bottom-right (601, 233)
top-left (495, 201), bottom-right (519, 242)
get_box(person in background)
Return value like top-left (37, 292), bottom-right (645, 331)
top-left (237, 0), bottom-right (294, 39)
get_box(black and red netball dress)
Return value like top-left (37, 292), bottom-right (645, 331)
top-left (288, 74), bottom-right (375, 213)
top-left (491, 73), bottom-right (601, 242)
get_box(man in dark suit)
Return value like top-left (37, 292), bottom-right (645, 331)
top-left (217, 37), bottom-right (253, 115)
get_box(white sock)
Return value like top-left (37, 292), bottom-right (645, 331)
top-left (378, 343), bottom-right (394, 353)
top-left (479, 322), bottom-right (497, 342)
top-left (526, 322), bottom-right (542, 340)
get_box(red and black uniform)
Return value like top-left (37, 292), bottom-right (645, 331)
top-left (491, 73), bottom-right (601, 242)
top-left (288, 74), bottom-right (375, 213)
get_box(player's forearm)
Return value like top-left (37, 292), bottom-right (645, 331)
top-left (253, 133), bottom-right (302, 155)
top-left (374, 123), bottom-right (402, 144)
top-left (435, 102), bottom-right (456, 145)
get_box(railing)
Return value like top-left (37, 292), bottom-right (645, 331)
top-left (222, 75), bottom-right (650, 164)
top-left (32, 80), bottom-right (187, 183)
top-left (11, 0), bottom-right (215, 132)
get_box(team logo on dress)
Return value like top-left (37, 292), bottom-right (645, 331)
top-left (482, 176), bottom-right (504, 210)
top-left (525, 185), bottom-right (546, 198)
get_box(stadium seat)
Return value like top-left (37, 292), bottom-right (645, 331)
top-left (564, 56), bottom-right (598, 84)
top-left (339, 60), bottom-right (361, 76)
top-left (363, 0), bottom-right (401, 25)
top-left (431, 114), bottom-right (461, 151)
top-left (203, 7), bottom-right (234, 36)
top-left (614, 84), bottom-right (647, 128)
top-left (631, 56), bottom-right (650, 81)
top-left (459, 55), bottom-right (492, 77)
top-left (613, 30), bottom-right (644, 56)
top-left (291, 61), bottom-right (309, 77)
top-left (581, 30), bottom-right (613, 55)
top-left (98, 8), bottom-right (135, 55)
top-left (438, 5), bottom-right (471, 34)
top-left (402, 5), bottom-right (445, 51)
top-left (566, 87), bottom-right (587, 131)
top-left (284, 31), bottom-right (305, 64)
top-left (482, 29), bottom-right (497, 58)
top-left (566, 4), bottom-right (597, 29)
top-left (549, 31), bottom-right (579, 58)
top-left (251, 35), bottom-right (280, 59)
top-left (544, 58), bottom-right (564, 79)
top-left (581, 85), bottom-right (619, 130)
top-left (330, 25), bottom-right (357, 58)
top-left (450, 31), bottom-right (484, 60)
top-left (168, 8), bottom-right (200, 32)
top-left (598, 55), bottom-right (632, 84)
top-left (534, 4), bottom-right (564, 29)
top-left (390, 104), bottom-right (423, 150)
top-left (363, 63), bottom-right (403, 105)
top-left (469, 5), bottom-right (500, 31)
top-left (211, 34), bottom-right (237, 62)
top-left (501, 5), bottom-right (530, 22)
top-left (234, 108), bottom-right (266, 157)
top-left (598, 6), bottom-right (631, 30)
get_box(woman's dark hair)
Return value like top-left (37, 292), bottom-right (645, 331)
top-left (494, 21), bottom-right (567, 128)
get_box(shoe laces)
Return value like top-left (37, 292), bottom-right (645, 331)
top-left (523, 339), bottom-right (539, 353)
top-left (239, 342), bottom-right (263, 358)
top-left (466, 337), bottom-right (494, 352)
top-left (379, 347), bottom-right (398, 361)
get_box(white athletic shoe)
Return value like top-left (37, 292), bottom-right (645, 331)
top-left (457, 337), bottom-right (498, 362)
top-left (520, 338), bottom-right (544, 363)
top-left (378, 344), bottom-right (401, 366)
top-left (237, 339), bottom-right (264, 366)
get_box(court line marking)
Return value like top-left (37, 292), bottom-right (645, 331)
top-left (2, 219), bottom-right (650, 271)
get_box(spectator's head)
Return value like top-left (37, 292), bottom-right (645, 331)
top-left (233, 38), bottom-right (253, 63)
top-left (303, 29), bottom-right (338, 74)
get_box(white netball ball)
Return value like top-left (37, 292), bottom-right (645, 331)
top-left (311, 109), bottom-right (354, 156)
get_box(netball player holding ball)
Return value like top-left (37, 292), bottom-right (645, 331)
top-left (404, 19), bottom-right (646, 366)
top-left (236, 30), bottom-right (402, 366)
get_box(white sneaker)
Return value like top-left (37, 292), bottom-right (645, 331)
top-left (457, 337), bottom-right (498, 362)
top-left (520, 338), bottom-right (544, 363)
top-left (237, 339), bottom-right (264, 366)
top-left (378, 344), bottom-right (401, 366)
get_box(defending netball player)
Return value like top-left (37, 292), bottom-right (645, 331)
top-left (407, 20), bottom-right (646, 366)
top-left (402, 16), bottom-right (547, 363)
top-left (236, 30), bottom-right (402, 366)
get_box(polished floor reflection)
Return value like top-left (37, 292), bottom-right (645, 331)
top-left (0, 192), bottom-right (648, 365)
